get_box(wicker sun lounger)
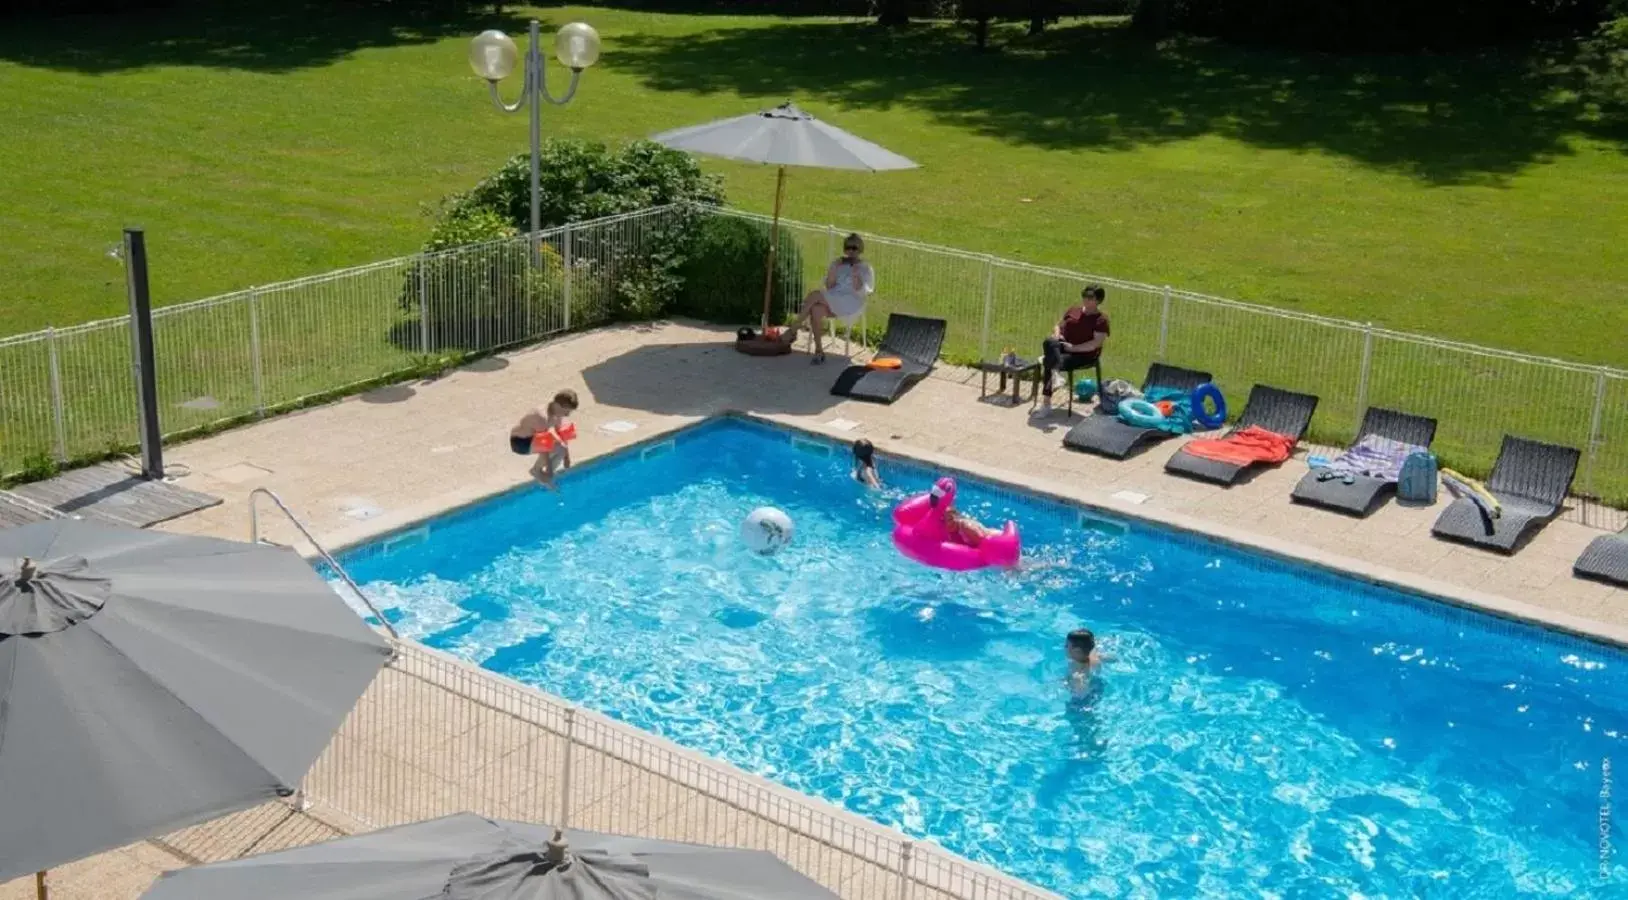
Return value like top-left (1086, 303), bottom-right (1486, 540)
top-left (1062, 363), bottom-right (1215, 459)
top-left (1575, 527), bottom-right (1628, 587)
top-left (1164, 385), bottom-right (1320, 486)
top-left (830, 314), bottom-right (947, 404)
top-left (1430, 435), bottom-right (1580, 555)
top-left (1290, 407), bottom-right (1439, 517)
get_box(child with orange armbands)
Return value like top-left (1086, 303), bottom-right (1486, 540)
top-left (509, 389), bottom-right (580, 490)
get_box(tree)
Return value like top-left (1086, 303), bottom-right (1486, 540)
top-left (955, 0), bottom-right (1007, 49)
top-left (873, 0), bottom-right (913, 25)
top-left (1026, 0), bottom-right (1064, 35)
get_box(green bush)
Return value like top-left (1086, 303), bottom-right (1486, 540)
top-left (399, 139), bottom-right (724, 349)
top-left (439, 138), bottom-right (722, 233)
top-left (674, 216), bottom-right (806, 325)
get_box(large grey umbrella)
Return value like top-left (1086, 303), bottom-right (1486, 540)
top-left (652, 102), bottom-right (918, 330)
top-left (0, 519), bottom-right (392, 887)
top-left (140, 812), bottom-right (840, 899)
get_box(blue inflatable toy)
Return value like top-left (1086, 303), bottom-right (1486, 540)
top-left (1190, 383), bottom-right (1227, 430)
top-left (1074, 378), bottom-right (1098, 402)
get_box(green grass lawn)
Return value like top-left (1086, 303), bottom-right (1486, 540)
top-left (1, 3), bottom-right (1625, 363)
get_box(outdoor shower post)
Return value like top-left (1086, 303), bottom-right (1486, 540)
top-left (123, 228), bottom-right (164, 481)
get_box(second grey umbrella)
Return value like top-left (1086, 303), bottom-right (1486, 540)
top-left (0, 519), bottom-right (392, 883)
top-left (141, 811), bottom-right (840, 900)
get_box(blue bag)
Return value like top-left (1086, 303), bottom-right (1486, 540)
top-left (1397, 451), bottom-right (1439, 504)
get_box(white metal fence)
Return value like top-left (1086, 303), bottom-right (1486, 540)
top-left (0, 202), bottom-right (1623, 525)
top-left (0, 206), bottom-right (675, 477)
top-left (300, 638), bottom-right (1061, 900)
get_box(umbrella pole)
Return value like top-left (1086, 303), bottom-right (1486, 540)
top-left (35, 871), bottom-right (46, 900)
top-left (760, 165), bottom-right (787, 332)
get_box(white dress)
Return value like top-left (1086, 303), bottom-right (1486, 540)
top-left (821, 260), bottom-right (875, 321)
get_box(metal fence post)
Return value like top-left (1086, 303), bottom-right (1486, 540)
top-left (979, 256), bottom-right (995, 362)
top-left (1585, 369), bottom-right (1607, 504)
top-left (558, 706), bottom-right (577, 828)
top-left (417, 261), bottom-right (430, 354)
top-left (562, 225), bottom-right (575, 332)
top-left (1355, 323), bottom-right (1375, 434)
top-left (894, 840), bottom-right (914, 900)
top-left (45, 326), bottom-right (67, 462)
top-left (1157, 285), bottom-right (1172, 359)
top-left (247, 287), bottom-right (265, 416)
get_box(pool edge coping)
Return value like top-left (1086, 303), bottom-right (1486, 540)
top-left (307, 407), bottom-right (1628, 651)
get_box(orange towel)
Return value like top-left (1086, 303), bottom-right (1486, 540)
top-left (1183, 425), bottom-right (1295, 466)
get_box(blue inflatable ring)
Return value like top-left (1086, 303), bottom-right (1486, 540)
top-left (1118, 398), bottom-right (1167, 428)
top-left (1190, 382), bottom-right (1227, 429)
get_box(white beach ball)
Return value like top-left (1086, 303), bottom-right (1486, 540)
top-left (741, 506), bottom-right (794, 555)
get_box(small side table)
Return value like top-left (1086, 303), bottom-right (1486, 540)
top-left (975, 357), bottom-right (1041, 406)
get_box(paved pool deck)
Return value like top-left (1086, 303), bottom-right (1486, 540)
top-left (7, 319), bottom-right (1625, 900)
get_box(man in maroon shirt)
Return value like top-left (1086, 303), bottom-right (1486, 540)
top-left (1038, 285), bottom-right (1109, 416)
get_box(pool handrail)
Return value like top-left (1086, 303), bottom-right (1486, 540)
top-left (247, 487), bottom-right (401, 641)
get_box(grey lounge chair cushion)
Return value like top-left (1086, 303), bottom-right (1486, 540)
top-left (1291, 473), bottom-right (1394, 516)
top-left (1062, 363), bottom-right (1213, 459)
top-left (1574, 529), bottom-right (1628, 586)
top-left (1165, 385), bottom-right (1320, 485)
top-left (1430, 435), bottom-right (1580, 555)
top-left (830, 314), bottom-right (946, 404)
top-left (1290, 407), bottom-right (1438, 516)
top-left (1431, 495), bottom-right (1560, 554)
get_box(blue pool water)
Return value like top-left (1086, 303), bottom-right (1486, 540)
top-left (337, 418), bottom-right (1628, 898)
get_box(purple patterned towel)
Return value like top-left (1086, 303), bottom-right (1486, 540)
top-left (1319, 436), bottom-right (1425, 483)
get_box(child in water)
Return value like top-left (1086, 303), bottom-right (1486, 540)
top-left (1065, 628), bottom-right (1107, 698)
top-left (509, 389), bottom-right (580, 490)
top-left (852, 439), bottom-right (882, 488)
top-left (929, 481), bottom-right (996, 545)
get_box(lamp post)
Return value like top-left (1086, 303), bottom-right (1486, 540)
top-left (469, 20), bottom-right (602, 241)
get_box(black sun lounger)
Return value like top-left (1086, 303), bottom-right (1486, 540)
top-left (1575, 527), bottom-right (1628, 587)
top-left (830, 313), bottom-right (947, 404)
top-left (1062, 363), bottom-right (1215, 459)
top-left (1431, 435), bottom-right (1580, 555)
top-left (1164, 385), bottom-right (1320, 486)
top-left (1290, 407), bottom-right (1439, 517)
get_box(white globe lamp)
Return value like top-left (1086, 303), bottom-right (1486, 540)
top-left (554, 22), bottom-right (602, 71)
top-left (468, 29), bottom-right (519, 82)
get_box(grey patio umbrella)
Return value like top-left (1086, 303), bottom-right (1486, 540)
top-left (140, 812), bottom-right (840, 900)
top-left (651, 102), bottom-right (918, 330)
top-left (0, 519), bottom-right (392, 889)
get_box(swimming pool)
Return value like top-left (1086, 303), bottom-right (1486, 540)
top-left (337, 417), bottom-right (1627, 898)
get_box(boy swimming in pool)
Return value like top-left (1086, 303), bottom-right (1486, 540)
top-left (1065, 628), bottom-right (1107, 698)
top-left (509, 389), bottom-right (580, 490)
top-left (852, 439), bottom-right (882, 489)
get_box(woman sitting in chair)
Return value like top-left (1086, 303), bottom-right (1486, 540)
top-left (786, 233), bottom-right (874, 364)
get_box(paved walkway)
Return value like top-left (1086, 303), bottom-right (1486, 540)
top-left (7, 320), bottom-right (1624, 900)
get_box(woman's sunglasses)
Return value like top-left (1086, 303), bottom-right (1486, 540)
top-left (843, 245), bottom-right (860, 252)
